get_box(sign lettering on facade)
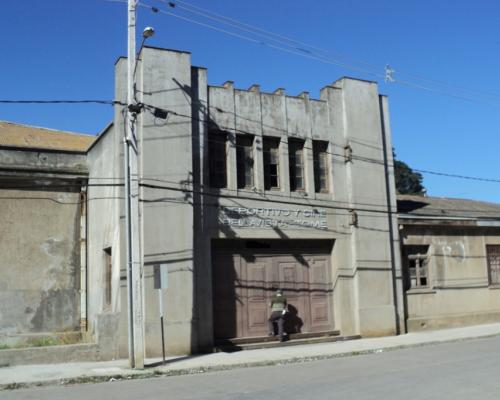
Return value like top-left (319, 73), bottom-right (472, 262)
top-left (218, 206), bottom-right (328, 230)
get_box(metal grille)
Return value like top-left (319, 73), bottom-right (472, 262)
top-left (487, 245), bottom-right (500, 285)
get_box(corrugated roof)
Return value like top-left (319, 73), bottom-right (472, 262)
top-left (397, 194), bottom-right (500, 219)
top-left (0, 121), bottom-right (96, 152)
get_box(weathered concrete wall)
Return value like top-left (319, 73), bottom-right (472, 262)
top-left (136, 48), bottom-right (196, 356)
top-left (328, 79), bottom-right (400, 337)
top-left (86, 123), bottom-right (122, 359)
top-left (402, 226), bottom-right (500, 330)
top-left (112, 57), bottom-right (131, 358)
top-left (0, 148), bottom-right (87, 177)
top-left (0, 187), bottom-right (82, 343)
top-left (203, 76), bottom-right (400, 339)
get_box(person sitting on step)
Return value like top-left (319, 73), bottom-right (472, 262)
top-left (268, 289), bottom-right (288, 342)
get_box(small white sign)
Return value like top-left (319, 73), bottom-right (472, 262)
top-left (154, 263), bottom-right (169, 289)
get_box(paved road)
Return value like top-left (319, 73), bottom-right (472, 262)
top-left (4, 335), bottom-right (500, 400)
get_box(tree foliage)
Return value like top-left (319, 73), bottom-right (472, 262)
top-left (393, 153), bottom-right (425, 195)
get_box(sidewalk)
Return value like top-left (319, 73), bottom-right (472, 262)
top-left (2, 323), bottom-right (500, 391)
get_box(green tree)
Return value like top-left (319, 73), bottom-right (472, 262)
top-left (393, 152), bottom-right (425, 195)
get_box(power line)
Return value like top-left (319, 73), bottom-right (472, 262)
top-left (167, 0), bottom-right (500, 104)
top-left (3, 95), bottom-right (500, 189)
top-left (5, 175), bottom-right (500, 217)
top-left (142, 103), bottom-right (500, 187)
top-left (139, 1), bottom-right (384, 79)
top-left (162, 0), bottom-right (380, 75)
top-left (414, 169), bottom-right (500, 184)
top-left (9, 172), bottom-right (500, 215)
top-left (142, 1), bottom-right (500, 107)
top-left (141, 103), bottom-right (390, 167)
top-left (0, 99), bottom-right (125, 106)
top-left (0, 196), bottom-right (123, 205)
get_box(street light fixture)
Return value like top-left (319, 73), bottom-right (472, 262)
top-left (143, 26), bottom-right (155, 38)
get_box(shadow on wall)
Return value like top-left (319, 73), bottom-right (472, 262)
top-left (283, 304), bottom-right (303, 334)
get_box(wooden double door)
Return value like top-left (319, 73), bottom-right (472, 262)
top-left (213, 244), bottom-right (333, 339)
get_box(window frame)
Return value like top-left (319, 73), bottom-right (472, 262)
top-left (208, 130), bottom-right (228, 189)
top-left (486, 245), bottom-right (500, 286)
top-left (263, 137), bottom-right (281, 190)
top-left (288, 138), bottom-right (305, 192)
top-left (408, 254), bottom-right (429, 289)
top-left (313, 140), bottom-right (330, 193)
top-left (236, 135), bottom-right (255, 189)
top-left (403, 245), bottom-right (430, 290)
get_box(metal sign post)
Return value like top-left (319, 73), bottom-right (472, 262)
top-left (158, 289), bottom-right (166, 364)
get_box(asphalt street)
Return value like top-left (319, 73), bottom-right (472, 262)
top-left (4, 335), bottom-right (500, 400)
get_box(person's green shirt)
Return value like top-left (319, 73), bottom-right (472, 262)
top-left (270, 294), bottom-right (287, 311)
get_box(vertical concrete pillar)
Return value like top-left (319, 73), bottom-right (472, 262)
top-left (304, 137), bottom-right (315, 195)
top-left (191, 66), bottom-right (214, 351)
top-left (334, 77), bottom-right (398, 337)
top-left (138, 47), bottom-right (196, 355)
top-left (379, 95), bottom-right (405, 334)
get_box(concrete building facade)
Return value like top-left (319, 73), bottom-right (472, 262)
top-left (4, 46), bottom-right (500, 364)
top-left (84, 46), bottom-right (404, 357)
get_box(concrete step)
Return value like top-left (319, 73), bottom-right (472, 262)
top-left (217, 330), bottom-right (341, 346)
top-left (215, 332), bottom-right (361, 352)
top-left (0, 343), bottom-right (100, 367)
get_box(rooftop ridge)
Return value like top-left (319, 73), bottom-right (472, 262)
top-left (0, 120), bottom-right (95, 152)
top-left (0, 120), bottom-right (93, 137)
top-left (210, 83), bottom-right (329, 102)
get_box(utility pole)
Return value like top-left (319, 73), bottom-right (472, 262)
top-left (125, 0), bottom-right (145, 369)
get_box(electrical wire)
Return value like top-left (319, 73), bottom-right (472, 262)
top-left (4, 98), bottom-right (500, 210)
top-left (142, 1), bottom-right (500, 107)
top-left (9, 171), bottom-right (500, 217)
top-left (0, 99), bottom-right (126, 106)
top-left (3, 96), bottom-right (500, 195)
top-left (166, 0), bottom-right (500, 104)
top-left (138, 2), bottom-right (384, 79)
top-left (4, 171), bottom-right (500, 217)
top-left (0, 196), bottom-right (123, 205)
top-left (2, 4), bottom-right (499, 221)
top-left (414, 169), bottom-right (500, 184)
top-left (141, 103), bottom-right (391, 168)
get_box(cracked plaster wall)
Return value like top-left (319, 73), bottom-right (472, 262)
top-left (0, 189), bottom-right (81, 336)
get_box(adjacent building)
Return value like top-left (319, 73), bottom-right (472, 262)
top-left (0, 121), bottom-right (93, 349)
top-left (398, 195), bottom-right (500, 331)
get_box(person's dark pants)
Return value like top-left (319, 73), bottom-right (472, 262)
top-left (268, 311), bottom-right (285, 339)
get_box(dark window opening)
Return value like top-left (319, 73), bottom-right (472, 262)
top-left (289, 139), bottom-right (305, 191)
top-left (236, 135), bottom-right (254, 189)
top-left (209, 131), bottom-right (227, 188)
top-left (313, 140), bottom-right (329, 193)
top-left (263, 137), bottom-right (280, 190)
top-left (104, 247), bottom-right (112, 308)
top-left (245, 241), bottom-right (272, 249)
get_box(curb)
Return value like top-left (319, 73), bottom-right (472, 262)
top-left (2, 331), bottom-right (500, 391)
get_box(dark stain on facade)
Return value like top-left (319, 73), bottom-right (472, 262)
top-left (30, 288), bottom-right (80, 332)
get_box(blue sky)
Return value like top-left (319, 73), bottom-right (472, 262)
top-left (2, 0), bottom-right (500, 203)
